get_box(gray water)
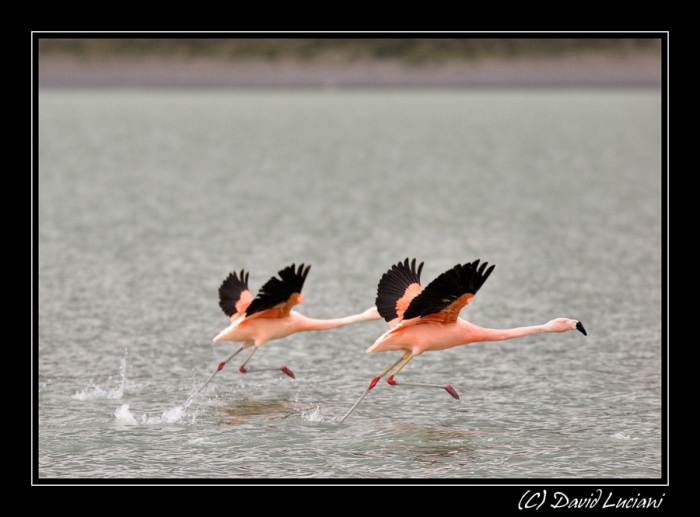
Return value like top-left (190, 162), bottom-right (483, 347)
top-left (37, 88), bottom-right (663, 481)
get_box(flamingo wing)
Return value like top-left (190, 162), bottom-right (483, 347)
top-left (403, 259), bottom-right (495, 323)
top-left (245, 263), bottom-right (311, 318)
top-left (218, 269), bottom-right (254, 320)
top-left (375, 258), bottom-right (424, 327)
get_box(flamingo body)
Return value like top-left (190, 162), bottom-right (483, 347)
top-left (213, 311), bottom-right (306, 346)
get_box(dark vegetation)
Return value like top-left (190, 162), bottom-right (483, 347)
top-left (38, 38), bottom-right (662, 64)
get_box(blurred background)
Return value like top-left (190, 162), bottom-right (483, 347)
top-left (37, 37), bottom-right (663, 88)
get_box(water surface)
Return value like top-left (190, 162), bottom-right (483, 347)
top-left (37, 89), bottom-right (663, 480)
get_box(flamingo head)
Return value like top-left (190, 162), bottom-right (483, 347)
top-left (547, 318), bottom-right (587, 335)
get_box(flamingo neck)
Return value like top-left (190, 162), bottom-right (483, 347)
top-left (464, 322), bottom-right (547, 343)
top-left (299, 307), bottom-right (381, 331)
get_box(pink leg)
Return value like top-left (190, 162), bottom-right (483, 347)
top-left (386, 377), bottom-right (459, 400)
top-left (338, 356), bottom-right (406, 423)
top-left (238, 346), bottom-right (295, 378)
top-left (382, 354), bottom-right (459, 399)
top-left (184, 345), bottom-right (245, 407)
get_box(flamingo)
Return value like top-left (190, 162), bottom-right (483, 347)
top-left (339, 258), bottom-right (586, 422)
top-left (186, 263), bottom-right (380, 405)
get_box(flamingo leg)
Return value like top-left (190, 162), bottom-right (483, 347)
top-left (385, 353), bottom-right (414, 381)
top-left (338, 355), bottom-right (405, 423)
top-left (237, 346), bottom-right (296, 378)
top-left (386, 380), bottom-right (460, 400)
top-left (184, 345), bottom-right (245, 407)
top-left (238, 346), bottom-right (258, 373)
top-left (385, 354), bottom-right (459, 399)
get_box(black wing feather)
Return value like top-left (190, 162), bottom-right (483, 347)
top-left (218, 269), bottom-right (250, 317)
top-left (403, 259), bottom-right (495, 319)
top-left (246, 263), bottom-right (311, 316)
top-left (375, 258), bottom-right (424, 323)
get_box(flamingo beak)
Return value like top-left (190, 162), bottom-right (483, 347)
top-left (576, 321), bottom-right (587, 336)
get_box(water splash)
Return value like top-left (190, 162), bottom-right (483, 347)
top-left (73, 353), bottom-right (128, 400)
top-left (114, 403), bottom-right (138, 424)
top-left (612, 432), bottom-right (639, 440)
top-left (72, 380), bottom-right (109, 400)
top-left (161, 406), bottom-right (187, 423)
top-left (113, 404), bottom-right (196, 425)
top-left (302, 405), bottom-right (323, 422)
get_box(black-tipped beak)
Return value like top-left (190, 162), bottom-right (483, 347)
top-left (576, 321), bottom-right (587, 336)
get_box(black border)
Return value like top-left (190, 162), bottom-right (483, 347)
top-left (32, 33), bottom-right (668, 502)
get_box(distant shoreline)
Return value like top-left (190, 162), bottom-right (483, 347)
top-left (37, 55), bottom-right (662, 89)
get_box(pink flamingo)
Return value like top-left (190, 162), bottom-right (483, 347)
top-left (186, 263), bottom-right (380, 405)
top-left (339, 258), bottom-right (586, 422)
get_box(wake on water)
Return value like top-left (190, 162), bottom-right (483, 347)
top-left (74, 352), bottom-right (334, 426)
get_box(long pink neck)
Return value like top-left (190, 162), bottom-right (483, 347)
top-left (299, 307), bottom-right (381, 331)
top-left (464, 322), bottom-right (548, 343)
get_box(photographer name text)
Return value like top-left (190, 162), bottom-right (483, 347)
top-left (519, 489), bottom-right (664, 510)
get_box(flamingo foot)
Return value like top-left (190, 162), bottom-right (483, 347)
top-left (239, 365), bottom-right (247, 373)
top-left (217, 362), bottom-right (226, 371)
top-left (368, 376), bottom-right (381, 390)
top-left (444, 385), bottom-right (459, 400)
top-left (386, 375), bottom-right (397, 386)
top-left (281, 366), bottom-right (295, 378)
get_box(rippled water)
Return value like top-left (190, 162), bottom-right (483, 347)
top-left (37, 88), bottom-right (663, 481)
